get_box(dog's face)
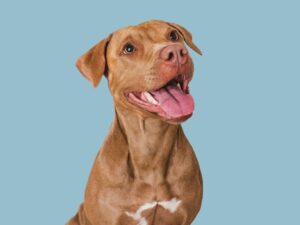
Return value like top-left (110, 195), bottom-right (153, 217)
top-left (76, 20), bottom-right (202, 123)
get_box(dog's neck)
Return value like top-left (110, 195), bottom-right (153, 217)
top-left (114, 106), bottom-right (179, 184)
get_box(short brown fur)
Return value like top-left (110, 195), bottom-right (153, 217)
top-left (67, 20), bottom-right (203, 225)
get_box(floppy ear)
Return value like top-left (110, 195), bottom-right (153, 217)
top-left (167, 22), bottom-right (202, 55)
top-left (76, 34), bottom-right (112, 87)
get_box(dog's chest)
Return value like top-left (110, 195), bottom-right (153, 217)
top-left (117, 198), bottom-right (183, 225)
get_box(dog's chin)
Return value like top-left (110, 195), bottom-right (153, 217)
top-left (124, 74), bottom-right (194, 123)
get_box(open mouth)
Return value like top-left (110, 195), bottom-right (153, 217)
top-left (125, 74), bottom-right (194, 120)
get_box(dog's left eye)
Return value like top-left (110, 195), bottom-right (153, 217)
top-left (123, 43), bottom-right (136, 54)
top-left (169, 30), bottom-right (179, 41)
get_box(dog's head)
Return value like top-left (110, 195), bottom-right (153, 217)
top-left (76, 20), bottom-right (202, 123)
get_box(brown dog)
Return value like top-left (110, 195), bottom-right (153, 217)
top-left (67, 20), bottom-right (203, 225)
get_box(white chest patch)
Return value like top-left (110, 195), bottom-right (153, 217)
top-left (125, 198), bottom-right (181, 225)
top-left (157, 198), bottom-right (182, 213)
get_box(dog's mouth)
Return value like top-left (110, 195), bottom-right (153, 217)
top-left (125, 74), bottom-right (194, 121)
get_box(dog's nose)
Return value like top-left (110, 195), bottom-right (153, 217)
top-left (160, 45), bottom-right (188, 65)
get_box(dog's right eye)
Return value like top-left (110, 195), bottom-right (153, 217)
top-left (169, 30), bottom-right (179, 41)
top-left (123, 43), bottom-right (136, 55)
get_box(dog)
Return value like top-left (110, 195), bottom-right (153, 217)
top-left (67, 20), bottom-right (203, 225)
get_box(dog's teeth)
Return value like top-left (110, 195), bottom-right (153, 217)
top-left (143, 92), bottom-right (158, 105)
top-left (177, 82), bottom-right (182, 90)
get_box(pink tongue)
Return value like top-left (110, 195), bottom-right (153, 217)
top-left (150, 85), bottom-right (194, 119)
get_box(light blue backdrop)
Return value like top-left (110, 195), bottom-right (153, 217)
top-left (0, 0), bottom-right (299, 224)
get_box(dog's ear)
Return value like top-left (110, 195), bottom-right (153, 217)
top-left (167, 22), bottom-right (202, 55)
top-left (76, 34), bottom-right (112, 88)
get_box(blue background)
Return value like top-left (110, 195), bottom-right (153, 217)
top-left (0, 0), bottom-right (299, 224)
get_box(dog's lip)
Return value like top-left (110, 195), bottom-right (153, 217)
top-left (166, 113), bottom-right (193, 123)
top-left (124, 73), bottom-right (190, 97)
top-left (124, 73), bottom-right (191, 108)
top-left (124, 73), bottom-right (194, 120)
